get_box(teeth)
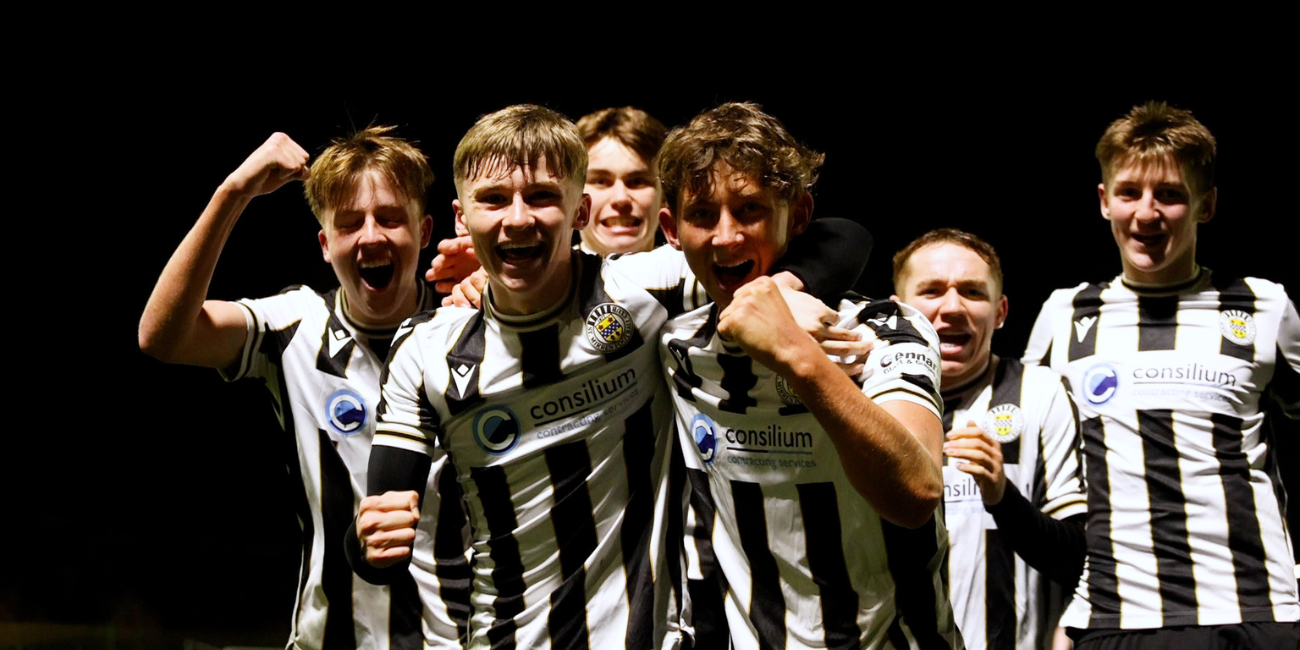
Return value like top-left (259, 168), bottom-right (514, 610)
top-left (359, 259), bottom-right (392, 268)
top-left (602, 217), bottom-right (641, 228)
top-left (499, 241), bottom-right (539, 250)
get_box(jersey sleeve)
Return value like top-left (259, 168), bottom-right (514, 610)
top-left (1035, 370), bottom-right (1088, 520)
top-left (605, 246), bottom-right (709, 316)
top-left (770, 218), bottom-right (871, 300)
top-left (1270, 294), bottom-right (1300, 418)
top-left (218, 286), bottom-right (309, 382)
top-left (848, 299), bottom-right (943, 418)
top-left (1022, 294), bottom-right (1058, 369)
top-left (374, 317), bottom-right (443, 457)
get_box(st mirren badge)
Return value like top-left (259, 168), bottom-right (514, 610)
top-left (983, 404), bottom-right (1025, 444)
top-left (1219, 310), bottom-right (1257, 346)
top-left (775, 375), bottom-right (802, 406)
top-left (586, 303), bottom-right (636, 353)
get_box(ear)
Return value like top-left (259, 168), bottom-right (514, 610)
top-left (453, 199), bottom-right (467, 235)
top-left (1197, 187), bottom-right (1217, 224)
top-left (995, 294), bottom-right (1009, 329)
top-left (788, 191), bottom-right (813, 237)
top-left (418, 214), bottom-right (433, 249)
top-left (890, 293), bottom-right (900, 302)
top-left (659, 206), bottom-right (682, 250)
top-left (319, 229), bottom-right (331, 263)
top-left (1098, 182), bottom-right (1111, 220)
top-left (572, 193), bottom-right (592, 231)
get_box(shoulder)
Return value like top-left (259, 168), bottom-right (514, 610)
top-left (837, 295), bottom-right (938, 348)
top-left (237, 284), bottom-right (330, 320)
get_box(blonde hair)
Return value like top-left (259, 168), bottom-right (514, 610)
top-left (1096, 101), bottom-right (1216, 196)
top-left (304, 125), bottom-right (433, 225)
top-left (453, 105), bottom-right (586, 189)
top-left (576, 106), bottom-right (667, 167)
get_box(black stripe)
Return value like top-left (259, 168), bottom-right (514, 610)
top-left (1213, 275), bottom-right (1258, 362)
top-left (881, 516), bottom-right (950, 650)
top-left (619, 399), bottom-right (657, 650)
top-left (732, 480), bottom-right (786, 650)
top-left (433, 461), bottom-right (472, 647)
top-left (1210, 413), bottom-right (1274, 613)
top-left (389, 567), bottom-right (423, 650)
top-left (472, 466), bottom-right (524, 650)
top-left (687, 469), bottom-right (730, 648)
top-left (647, 284), bottom-right (688, 318)
top-left (1272, 344), bottom-right (1300, 415)
top-left (940, 398), bottom-right (958, 433)
top-left (856, 299), bottom-right (930, 347)
top-left (520, 324), bottom-right (563, 389)
top-left (989, 358), bottom-right (1024, 464)
top-left (797, 483), bottom-right (861, 650)
top-left (666, 425), bottom-right (688, 639)
top-left (984, 528), bottom-right (1015, 650)
top-left (316, 311), bottom-right (357, 378)
top-left (318, 429), bottom-right (358, 650)
top-left (667, 308), bottom-right (718, 402)
top-left (1081, 417), bottom-right (1121, 625)
top-left (1040, 338), bottom-right (1053, 367)
top-left (1068, 284), bottom-right (1106, 362)
top-left (717, 354), bottom-right (759, 415)
top-left (1138, 409), bottom-right (1198, 621)
top-left (1137, 296), bottom-right (1179, 351)
top-left (445, 311), bottom-right (487, 416)
top-left (546, 438), bottom-right (596, 650)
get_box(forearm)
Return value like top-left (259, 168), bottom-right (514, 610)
top-left (771, 218), bottom-right (871, 299)
top-left (784, 346), bottom-right (943, 527)
top-left (985, 482), bottom-right (1086, 588)
top-left (138, 183), bottom-right (252, 366)
top-left (348, 444), bottom-right (433, 584)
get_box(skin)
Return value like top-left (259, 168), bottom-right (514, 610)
top-left (139, 133), bottom-right (431, 368)
top-left (895, 241), bottom-right (1012, 505)
top-left (1101, 158), bottom-right (1216, 285)
top-left (580, 137), bottom-right (661, 255)
top-left (452, 158), bottom-right (590, 316)
top-left (662, 169), bottom-right (943, 527)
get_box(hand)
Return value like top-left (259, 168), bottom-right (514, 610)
top-left (717, 276), bottom-right (821, 374)
top-left (426, 235), bottom-right (481, 292)
top-left (442, 268), bottom-right (487, 308)
top-left (775, 284), bottom-right (875, 376)
top-left (223, 133), bottom-right (310, 198)
top-left (357, 490), bottom-right (420, 568)
top-left (942, 422), bottom-right (1007, 505)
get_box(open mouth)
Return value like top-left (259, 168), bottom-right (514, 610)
top-left (938, 332), bottom-right (971, 356)
top-left (359, 260), bottom-right (395, 290)
top-left (713, 260), bottom-right (755, 291)
top-left (598, 216), bottom-right (643, 233)
top-left (497, 242), bottom-right (545, 265)
top-left (1132, 233), bottom-right (1167, 247)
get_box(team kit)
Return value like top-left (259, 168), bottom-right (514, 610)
top-left (140, 101), bottom-right (1299, 649)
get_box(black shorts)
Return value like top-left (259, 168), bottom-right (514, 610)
top-left (1069, 622), bottom-right (1300, 650)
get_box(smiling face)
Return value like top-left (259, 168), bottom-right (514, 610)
top-left (454, 156), bottom-right (590, 316)
top-left (659, 164), bottom-right (811, 310)
top-left (894, 242), bottom-right (1007, 392)
top-left (318, 170), bottom-right (432, 329)
top-left (1101, 157), bottom-right (1215, 285)
top-left (580, 137), bottom-right (661, 255)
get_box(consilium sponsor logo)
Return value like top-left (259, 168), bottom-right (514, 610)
top-left (326, 389), bottom-right (367, 435)
top-left (725, 424), bottom-right (814, 450)
top-left (1083, 364), bottom-right (1119, 404)
top-left (473, 406), bottom-right (521, 455)
top-left (692, 413), bottom-right (717, 464)
top-left (879, 349), bottom-right (938, 374)
top-left (529, 368), bottom-right (637, 423)
top-left (1130, 363), bottom-right (1236, 387)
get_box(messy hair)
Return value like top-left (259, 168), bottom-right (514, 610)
top-left (893, 228), bottom-right (1005, 295)
top-left (576, 106), bottom-right (667, 167)
top-left (1096, 101), bottom-right (1217, 196)
top-left (453, 104), bottom-right (586, 189)
top-left (305, 125), bottom-right (433, 225)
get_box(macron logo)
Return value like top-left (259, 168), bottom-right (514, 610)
top-left (394, 323), bottom-right (414, 342)
top-left (451, 363), bottom-right (476, 399)
top-left (1074, 316), bottom-right (1097, 343)
top-left (868, 314), bottom-right (898, 330)
top-left (328, 328), bottom-right (351, 358)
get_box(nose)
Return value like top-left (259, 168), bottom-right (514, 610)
top-left (610, 181), bottom-right (632, 212)
top-left (1134, 189), bottom-right (1162, 225)
top-left (937, 289), bottom-right (965, 316)
top-left (359, 215), bottom-right (384, 244)
top-left (713, 208), bottom-right (743, 248)
top-left (504, 193), bottom-right (532, 228)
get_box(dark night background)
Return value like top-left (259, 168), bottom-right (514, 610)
top-left (6, 46), bottom-right (1296, 645)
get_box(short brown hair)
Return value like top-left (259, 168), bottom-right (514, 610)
top-left (1096, 101), bottom-right (1217, 195)
top-left (304, 125), bottom-right (434, 225)
top-left (453, 104), bottom-right (586, 189)
top-left (657, 102), bottom-right (824, 213)
top-left (893, 228), bottom-right (1004, 295)
top-left (576, 107), bottom-right (667, 166)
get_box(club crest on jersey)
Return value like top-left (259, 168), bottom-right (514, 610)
top-left (983, 404), bottom-right (1024, 443)
top-left (473, 406), bottom-right (522, 455)
top-left (692, 413), bottom-right (718, 465)
top-left (325, 389), bottom-right (368, 436)
top-left (586, 303), bottom-right (636, 353)
top-left (775, 375), bottom-right (801, 406)
top-left (1219, 310), bottom-right (1256, 346)
top-left (1083, 364), bottom-right (1119, 404)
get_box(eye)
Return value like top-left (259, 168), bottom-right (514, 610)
top-left (1156, 188), bottom-right (1188, 204)
top-left (586, 176), bottom-right (613, 189)
top-left (478, 192), bottom-right (509, 206)
top-left (625, 175), bottom-right (654, 190)
top-left (526, 189), bottom-right (562, 206)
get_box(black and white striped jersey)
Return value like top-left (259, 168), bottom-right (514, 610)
top-left (1023, 271), bottom-right (1300, 630)
top-left (940, 357), bottom-right (1086, 650)
top-left (375, 249), bottom-right (702, 650)
top-left (226, 283), bottom-right (467, 650)
top-left (664, 296), bottom-right (962, 650)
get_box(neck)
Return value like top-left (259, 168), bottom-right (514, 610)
top-left (1122, 263), bottom-right (1201, 289)
top-left (941, 354), bottom-right (997, 398)
top-left (489, 255), bottom-right (576, 317)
